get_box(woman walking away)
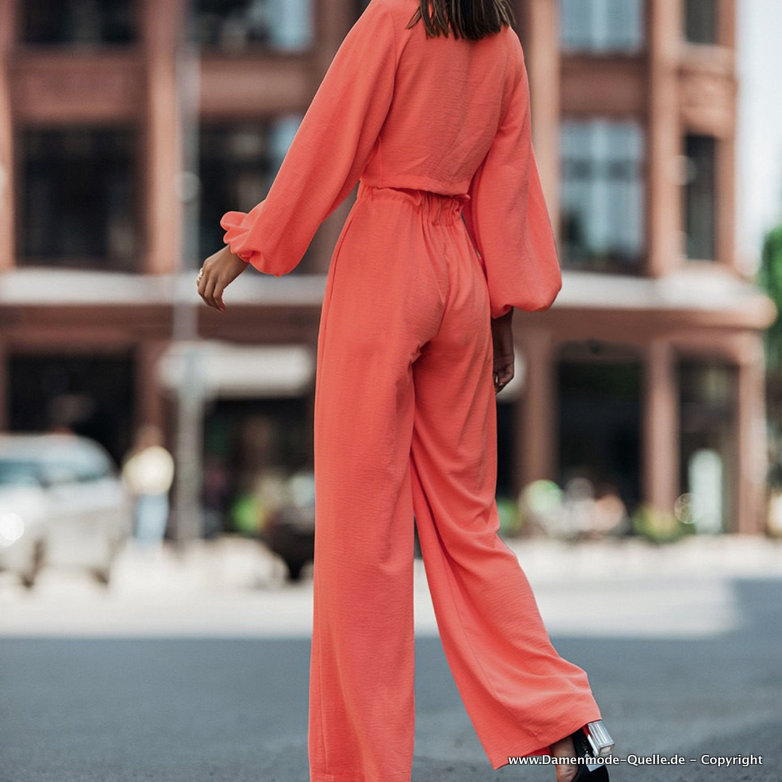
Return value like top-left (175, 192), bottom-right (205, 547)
top-left (197, 1), bottom-right (615, 780)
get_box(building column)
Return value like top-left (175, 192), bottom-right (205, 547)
top-left (516, 328), bottom-right (556, 490)
top-left (0, 0), bottom-right (15, 273)
top-left (717, 0), bottom-right (737, 271)
top-left (718, 0), bottom-right (736, 48)
top-left (643, 338), bottom-right (679, 513)
top-left (0, 338), bottom-right (8, 431)
top-left (309, 0), bottom-right (363, 273)
top-left (735, 339), bottom-right (767, 534)
top-left (647, 0), bottom-right (683, 277)
top-left (135, 339), bottom-right (170, 432)
top-left (520, 0), bottom-right (560, 231)
top-left (141, 0), bottom-right (185, 275)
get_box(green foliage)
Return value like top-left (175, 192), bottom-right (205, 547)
top-left (496, 496), bottom-right (523, 536)
top-left (229, 493), bottom-right (263, 535)
top-left (757, 224), bottom-right (782, 374)
top-left (630, 503), bottom-right (695, 543)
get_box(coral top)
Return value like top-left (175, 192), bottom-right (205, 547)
top-left (220, 0), bottom-right (561, 318)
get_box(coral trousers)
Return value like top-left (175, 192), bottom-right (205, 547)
top-left (309, 183), bottom-right (602, 781)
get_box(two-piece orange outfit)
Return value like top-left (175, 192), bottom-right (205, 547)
top-left (220, 1), bottom-right (604, 779)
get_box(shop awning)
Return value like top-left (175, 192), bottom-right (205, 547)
top-left (157, 340), bottom-right (315, 399)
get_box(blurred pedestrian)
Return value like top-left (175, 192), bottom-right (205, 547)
top-left (121, 424), bottom-right (175, 549)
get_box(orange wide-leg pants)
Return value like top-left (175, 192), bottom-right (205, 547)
top-left (308, 183), bottom-right (603, 782)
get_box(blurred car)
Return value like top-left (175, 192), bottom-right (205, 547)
top-left (261, 470), bottom-right (315, 581)
top-left (0, 432), bottom-right (133, 588)
top-left (260, 470), bottom-right (424, 580)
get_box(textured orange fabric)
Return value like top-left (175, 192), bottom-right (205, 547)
top-left (219, 0), bottom-right (562, 318)
top-left (220, 2), bottom-right (602, 780)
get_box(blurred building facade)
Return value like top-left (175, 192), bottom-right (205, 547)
top-left (0, 0), bottom-right (774, 534)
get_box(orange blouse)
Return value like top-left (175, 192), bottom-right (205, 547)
top-left (220, 0), bottom-right (561, 318)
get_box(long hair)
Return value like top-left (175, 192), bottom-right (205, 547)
top-left (406, 0), bottom-right (517, 40)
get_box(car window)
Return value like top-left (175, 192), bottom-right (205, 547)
top-left (73, 447), bottom-right (114, 481)
top-left (39, 460), bottom-right (79, 486)
top-left (43, 446), bottom-right (114, 483)
top-left (0, 459), bottom-right (44, 487)
top-left (0, 439), bottom-right (115, 486)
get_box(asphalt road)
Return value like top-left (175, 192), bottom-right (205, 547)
top-left (1, 537), bottom-right (780, 781)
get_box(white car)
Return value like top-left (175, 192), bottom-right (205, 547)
top-left (0, 432), bottom-right (133, 588)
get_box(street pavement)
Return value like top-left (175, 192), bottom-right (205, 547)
top-left (1, 533), bottom-right (781, 781)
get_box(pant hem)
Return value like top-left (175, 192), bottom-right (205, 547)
top-left (310, 772), bottom-right (411, 782)
top-left (487, 705), bottom-right (605, 771)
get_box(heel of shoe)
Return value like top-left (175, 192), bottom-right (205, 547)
top-left (584, 720), bottom-right (614, 758)
top-left (570, 720), bottom-right (614, 780)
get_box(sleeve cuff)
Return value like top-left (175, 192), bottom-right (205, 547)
top-left (491, 304), bottom-right (514, 319)
top-left (220, 210), bottom-right (256, 265)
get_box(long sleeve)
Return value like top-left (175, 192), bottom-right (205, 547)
top-left (462, 32), bottom-right (562, 319)
top-left (220, 1), bottom-right (397, 275)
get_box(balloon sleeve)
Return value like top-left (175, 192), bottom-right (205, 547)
top-left (219, 2), bottom-right (397, 275)
top-left (463, 33), bottom-right (562, 318)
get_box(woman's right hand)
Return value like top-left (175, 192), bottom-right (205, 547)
top-left (197, 244), bottom-right (249, 312)
top-left (490, 308), bottom-right (514, 394)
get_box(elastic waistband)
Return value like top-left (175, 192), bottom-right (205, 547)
top-left (356, 182), bottom-right (470, 224)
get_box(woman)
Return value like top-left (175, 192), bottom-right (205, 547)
top-left (197, 1), bottom-right (615, 780)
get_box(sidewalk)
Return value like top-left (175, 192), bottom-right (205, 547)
top-left (118, 531), bottom-right (782, 588)
top-left (504, 532), bottom-right (782, 582)
top-left (107, 531), bottom-right (782, 590)
top-left (0, 533), bottom-right (779, 638)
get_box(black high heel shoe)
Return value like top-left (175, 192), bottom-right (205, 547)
top-left (566, 720), bottom-right (614, 781)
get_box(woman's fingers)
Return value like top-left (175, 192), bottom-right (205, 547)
top-left (494, 371), bottom-right (513, 393)
top-left (213, 281), bottom-right (226, 312)
top-left (493, 352), bottom-right (514, 393)
top-left (197, 263), bottom-right (226, 312)
top-left (202, 275), bottom-right (217, 309)
top-left (197, 246), bottom-right (247, 312)
top-left (197, 265), bottom-right (208, 300)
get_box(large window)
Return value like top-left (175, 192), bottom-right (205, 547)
top-left (560, 0), bottom-right (644, 53)
top-left (560, 118), bottom-right (645, 273)
top-left (684, 0), bottom-right (718, 45)
top-left (190, 0), bottom-right (313, 53)
top-left (557, 342), bottom-right (642, 514)
top-left (22, 0), bottom-right (137, 46)
top-left (18, 127), bottom-right (140, 271)
top-left (199, 117), bottom-right (318, 270)
top-left (683, 133), bottom-right (717, 261)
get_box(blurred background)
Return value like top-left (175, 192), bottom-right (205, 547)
top-left (1, 1), bottom-right (782, 780)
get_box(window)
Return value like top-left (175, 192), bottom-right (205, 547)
top-left (38, 447), bottom-right (115, 486)
top-left (22, 0), bottom-right (137, 45)
top-left (0, 460), bottom-right (44, 488)
top-left (560, 119), bottom-right (645, 273)
top-left (560, 0), bottom-right (644, 53)
top-left (18, 127), bottom-right (140, 271)
top-left (684, 0), bottom-right (718, 45)
top-left (683, 134), bottom-right (716, 261)
top-left (190, 0), bottom-right (313, 53)
top-left (200, 117), bottom-right (318, 271)
top-left (556, 341), bottom-right (643, 514)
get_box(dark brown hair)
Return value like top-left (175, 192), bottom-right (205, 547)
top-left (406, 0), bottom-right (517, 40)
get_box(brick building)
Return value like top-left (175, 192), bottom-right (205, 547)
top-left (0, 0), bottom-right (774, 533)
